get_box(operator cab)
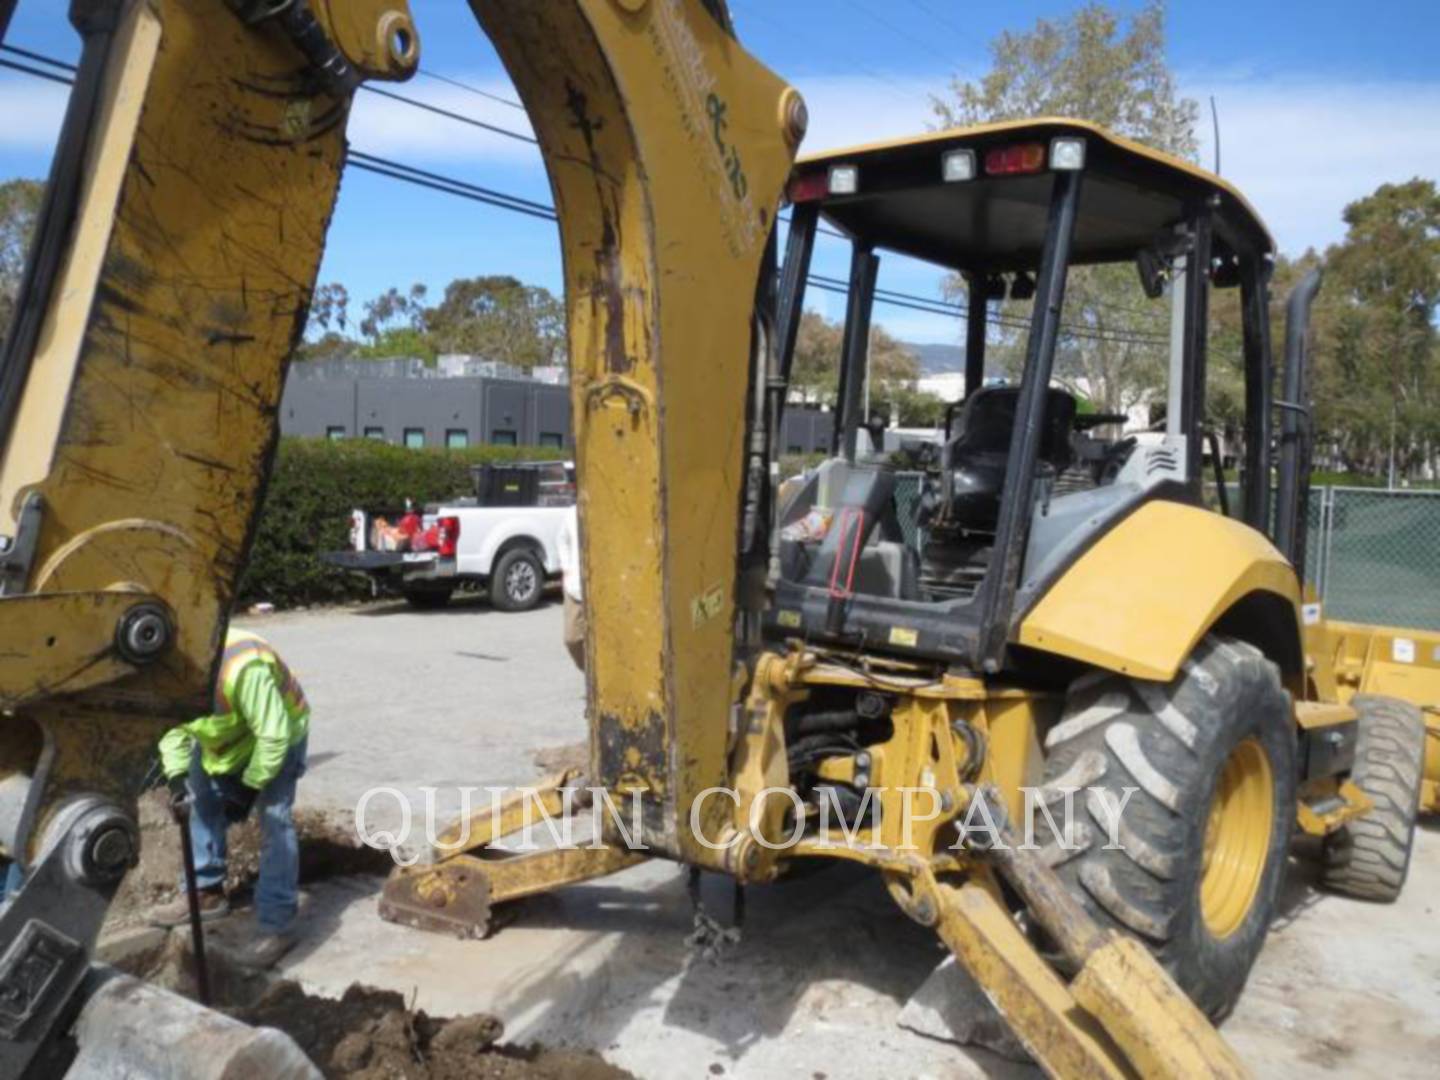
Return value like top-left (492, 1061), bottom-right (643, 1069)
top-left (767, 118), bottom-right (1281, 672)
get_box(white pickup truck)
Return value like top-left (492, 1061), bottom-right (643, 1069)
top-left (322, 461), bottom-right (573, 611)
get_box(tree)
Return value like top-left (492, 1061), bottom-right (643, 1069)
top-left (791, 310), bottom-right (844, 402)
top-left (425, 275), bottom-right (564, 370)
top-left (291, 275), bottom-right (567, 369)
top-left (932, 3), bottom-right (1195, 417)
top-left (309, 282), bottom-right (351, 337)
top-left (934, 2), bottom-right (1196, 160)
top-left (787, 310), bottom-right (941, 425)
top-left (357, 283), bottom-right (433, 361)
top-left (296, 282), bottom-right (355, 362)
top-left (0, 179), bottom-right (44, 342)
top-left (1312, 179), bottom-right (1440, 480)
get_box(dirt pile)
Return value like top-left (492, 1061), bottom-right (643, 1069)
top-left (233, 982), bottom-right (631, 1080)
top-left (107, 794), bottom-right (630, 1079)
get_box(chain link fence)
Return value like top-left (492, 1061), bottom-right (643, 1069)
top-left (1313, 488), bottom-right (1440, 631)
top-left (1209, 484), bottom-right (1436, 630)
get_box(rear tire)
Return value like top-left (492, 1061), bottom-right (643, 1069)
top-left (401, 583), bottom-right (455, 610)
top-left (1033, 635), bottom-right (1296, 1020)
top-left (490, 548), bottom-right (544, 612)
top-left (1321, 694), bottom-right (1425, 902)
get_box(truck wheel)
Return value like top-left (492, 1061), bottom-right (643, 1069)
top-left (1032, 635), bottom-right (1296, 1020)
top-left (491, 548), bottom-right (543, 612)
top-left (402, 583), bottom-right (455, 610)
top-left (1321, 694), bottom-right (1425, 902)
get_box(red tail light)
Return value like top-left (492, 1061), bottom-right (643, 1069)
top-left (984, 142), bottom-right (1046, 176)
top-left (438, 516), bottom-right (461, 558)
top-left (787, 170), bottom-right (830, 203)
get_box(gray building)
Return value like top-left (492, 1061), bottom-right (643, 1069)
top-left (279, 358), bottom-right (834, 454)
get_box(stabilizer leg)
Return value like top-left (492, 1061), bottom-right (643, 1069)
top-left (920, 818), bottom-right (1249, 1079)
top-left (932, 881), bottom-right (1131, 1079)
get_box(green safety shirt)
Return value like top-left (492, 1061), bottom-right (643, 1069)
top-left (158, 630), bottom-right (310, 790)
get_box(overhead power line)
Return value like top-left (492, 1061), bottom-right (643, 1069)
top-left (809, 273), bottom-right (1170, 347)
top-left (727, 0), bottom-right (934, 111)
top-left (2, 43), bottom-right (1170, 350)
top-left (415, 67), bottom-right (524, 112)
top-left (838, 0), bottom-right (960, 71)
top-left (905, 0), bottom-right (969, 41)
top-left (347, 151), bottom-right (556, 222)
top-left (0, 55), bottom-right (72, 85)
top-left (1, 43), bottom-right (76, 72)
top-left (1, 44), bottom-right (539, 146)
top-left (360, 84), bottom-right (536, 146)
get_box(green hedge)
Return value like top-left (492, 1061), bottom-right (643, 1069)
top-left (237, 438), bottom-right (563, 608)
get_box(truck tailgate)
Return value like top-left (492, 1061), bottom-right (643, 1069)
top-left (321, 551), bottom-right (439, 572)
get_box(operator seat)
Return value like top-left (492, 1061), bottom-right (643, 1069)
top-left (939, 386), bottom-right (1077, 532)
top-left (786, 463), bottom-right (919, 600)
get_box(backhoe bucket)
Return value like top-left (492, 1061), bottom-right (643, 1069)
top-left (378, 771), bottom-right (644, 938)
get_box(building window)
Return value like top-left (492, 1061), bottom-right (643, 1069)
top-left (326, 426), bottom-right (346, 441)
top-left (364, 426), bottom-right (385, 441)
top-left (538, 432), bottom-right (563, 449)
top-left (403, 428), bottom-right (425, 449)
top-left (788, 445), bottom-right (804, 454)
top-left (491, 429), bottom-right (518, 447)
top-left (445, 429), bottom-right (470, 450)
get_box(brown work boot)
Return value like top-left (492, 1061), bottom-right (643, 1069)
top-left (147, 887), bottom-right (229, 928)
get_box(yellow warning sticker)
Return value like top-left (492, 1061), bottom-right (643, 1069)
top-left (889, 626), bottom-right (919, 648)
top-left (777, 610), bottom-right (802, 629)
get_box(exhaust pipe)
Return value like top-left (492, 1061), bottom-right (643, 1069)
top-left (1274, 268), bottom-right (1322, 573)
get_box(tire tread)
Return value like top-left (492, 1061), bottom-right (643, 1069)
top-left (1320, 695), bottom-right (1424, 902)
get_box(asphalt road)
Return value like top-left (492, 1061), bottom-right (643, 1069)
top-left (233, 599), bottom-right (1440, 1079)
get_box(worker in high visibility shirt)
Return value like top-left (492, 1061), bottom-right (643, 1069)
top-left (148, 627), bottom-right (310, 969)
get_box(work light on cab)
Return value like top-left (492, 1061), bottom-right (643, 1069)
top-left (941, 148), bottom-right (976, 182)
top-left (827, 164), bottom-right (859, 196)
top-left (1049, 136), bottom-right (1087, 171)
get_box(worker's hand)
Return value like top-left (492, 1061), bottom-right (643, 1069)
top-left (167, 776), bottom-right (191, 823)
top-left (223, 784), bottom-right (258, 825)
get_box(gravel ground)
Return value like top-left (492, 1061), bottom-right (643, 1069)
top-left (217, 599), bottom-right (1440, 1079)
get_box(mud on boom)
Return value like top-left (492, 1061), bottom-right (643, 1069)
top-left (1, 2), bottom-right (1435, 1078)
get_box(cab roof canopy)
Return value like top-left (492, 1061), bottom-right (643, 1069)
top-left (795, 118), bottom-right (1274, 276)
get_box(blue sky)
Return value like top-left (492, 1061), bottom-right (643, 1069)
top-left (3, 0), bottom-right (1438, 344)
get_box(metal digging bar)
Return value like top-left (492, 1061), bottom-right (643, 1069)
top-left (174, 802), bottom-right (212, 1007)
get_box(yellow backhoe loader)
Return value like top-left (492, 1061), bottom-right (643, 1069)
top-left (0, 2), bottom-right (1436, 1078)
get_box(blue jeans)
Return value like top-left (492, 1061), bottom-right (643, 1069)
top-left (186, 737), bottom-right (307, 933)
top-left (0, 861), bottom-right (22, 903)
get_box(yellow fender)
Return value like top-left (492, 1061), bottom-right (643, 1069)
top-left (1018, 501), bottom-right (1302, 682)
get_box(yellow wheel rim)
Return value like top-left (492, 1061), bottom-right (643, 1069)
top-left (1200, 737), bottom-right (1274, 939)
